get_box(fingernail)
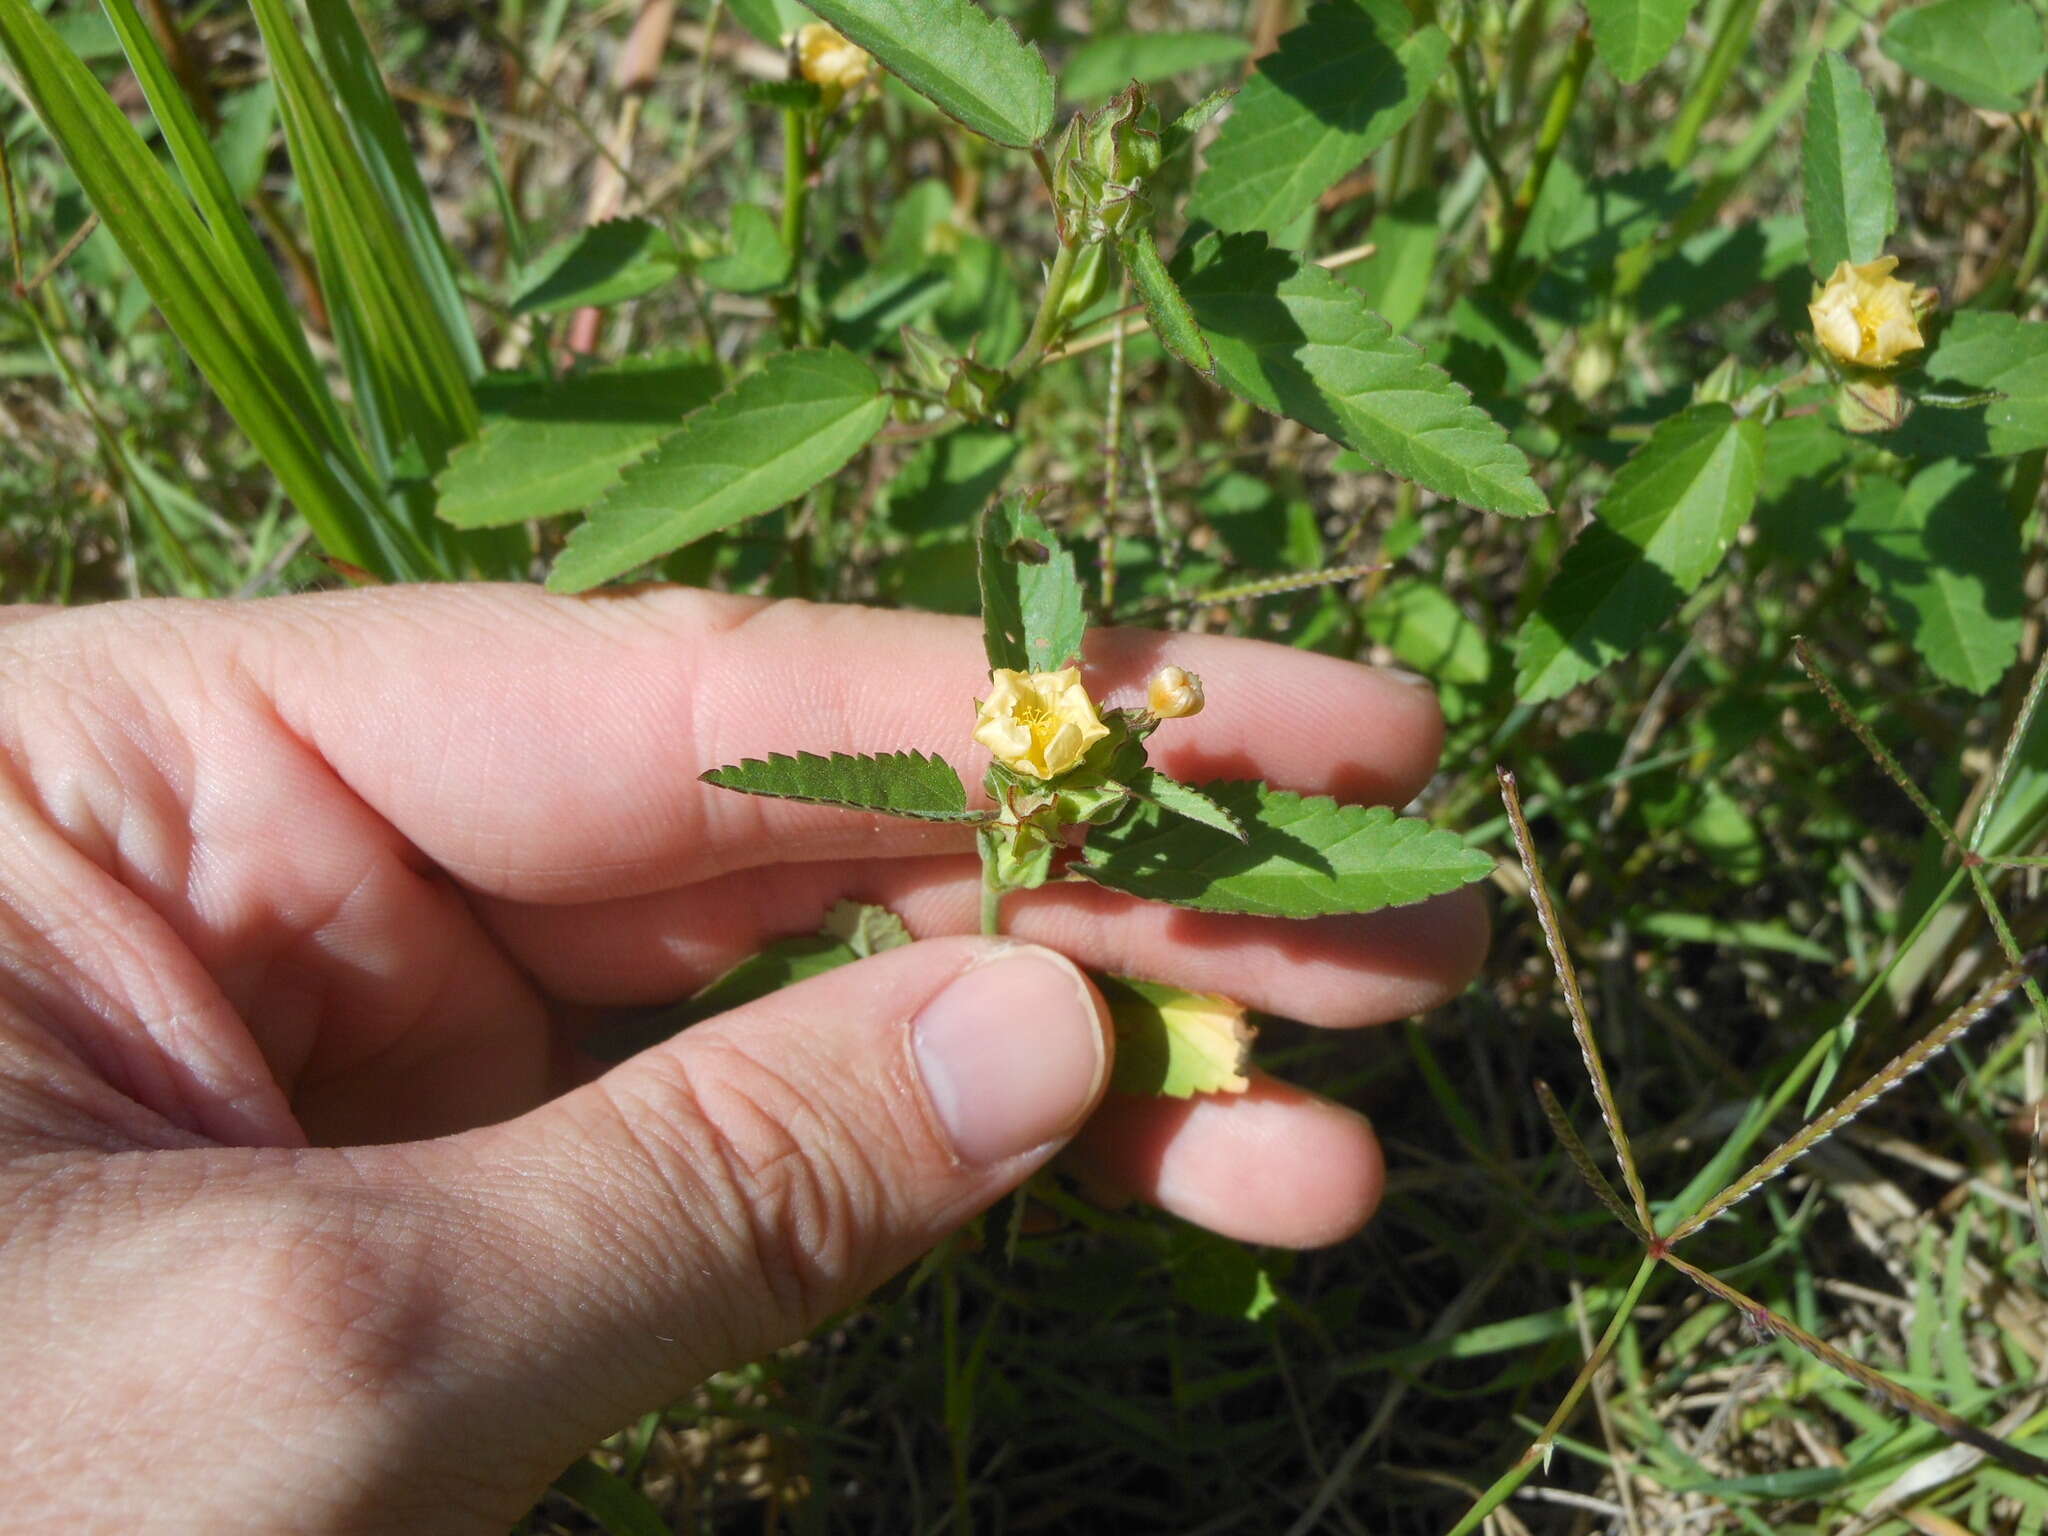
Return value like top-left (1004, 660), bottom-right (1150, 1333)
top-left (912, 947), bottom-right (1106, 1166)
top-left (1381, 666), bottom-right (1435, 693)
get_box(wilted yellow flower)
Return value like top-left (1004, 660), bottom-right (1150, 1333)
top-left (1808, 257), bottom-right (1927, 370)
top-left (1146, 665), bottom-right (1204, 720)
top-left (973, 667), bottom-right (1110, 781)
top-left (794, 23), bottom-right (872, 104)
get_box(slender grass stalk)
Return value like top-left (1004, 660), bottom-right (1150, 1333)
top-left (1492, 26), bottom-right (1591, 275)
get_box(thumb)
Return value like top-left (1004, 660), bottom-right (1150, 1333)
top-left (415, 936), bottom-right (1108, 1443)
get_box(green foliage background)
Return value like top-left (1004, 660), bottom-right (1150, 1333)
top-left (5, 0), bottom-right (2048, 1529)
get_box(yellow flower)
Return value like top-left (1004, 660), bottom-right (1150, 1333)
top-left (1146, 665), bottom-right (1204, 720)
top-left (973, 667), bottom-right (1110, 781)
top-left (1808, 257), bottom-right (1927, 370)
top-left (794, 23), bottom-right (872, 104)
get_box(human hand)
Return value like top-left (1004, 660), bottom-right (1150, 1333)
top-left (0, 585), bottom-right (1484, 1532)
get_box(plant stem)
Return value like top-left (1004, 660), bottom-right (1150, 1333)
top-left (1663, 0), bottom-right (1763, 171)
top-left (1005, 240), bottom-right (1079, 380)
top-left (1450, 41), bottom-right (1513, 247)
top-left (1492, 25), bottom-right (1591, 275)
top-left (777, 104), bottom-right (809, 345)
top-left (980, 865), bottom-right (1003, 937)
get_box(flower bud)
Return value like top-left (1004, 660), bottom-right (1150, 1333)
top-left (1146, 665), bottom-right (1204, 720)
top-left (1808, 256), bottom-right (1927, 370)
top-left (974, 667), bottom-right (1111, 781)
top-left (794, 23), bottom-right (872, 107)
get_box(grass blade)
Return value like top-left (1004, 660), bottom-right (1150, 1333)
top-left (1534, 1079), bottom-right (1649, 1243)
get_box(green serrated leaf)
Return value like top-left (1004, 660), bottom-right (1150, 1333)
top-left (1880, 0), bottom-right (2048, 113)
top-left (1803, 53), bottom-right (1896, 277)
top-left (1189, 0), bottom-right (1449, 235)
top-left (1176, 232), bottom-right (1547, 518)
top-left (1100, 975), bottom-right (1255, 1097)
top-left (1077, 782), bottom-right (1494, 918)
top-left (511, 218), bottom-right (684, 315)
top-left (820, 900), bottom-right (915, 956)
top-left (701, 750), bottom-right (982, 821)
top-left (798, 0), bottom-right (1054, 147)
top-left (1129, 770), bottom-right (1247, 842)
top-left (1888, 310), bottom-right (2048, 458)
top-left (1514, 404), bottom-right (1763, 702)
top-left (1583, 0), bottom-right (1693, 83)
top-left (700, 203), bottom-right (795, 295)
top-left (1846, 461), bottom-right (2023, 694)
top-left (1121, 229), bottom-right (1212, 374)
top-left (977, 495), bottom-right (1090, 672)
top-left (548, 348), bottom-right (888, 591)
top-left (436, 352), bottom-right (723, 527)
top-left (1061, 29), bottom-right (1250, 100)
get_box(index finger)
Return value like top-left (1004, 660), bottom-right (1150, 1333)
top-left (262, 584), bottom-right (1446, 903)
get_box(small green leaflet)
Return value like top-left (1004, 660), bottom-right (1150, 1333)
top-left (820, 898), bottom-right (915, 956)
top-left (1176, 232), bottom-right (1547, 518)
top-left (1583, 0), bottom-right (1693, 84)
top-left (798, 0), bottom-right (1054, 147)
top-left (511, 218), bottom-right (684, 314)
top-left (548, 347), bottom-right (888, 591)
top-left (1061, 29), bottom-right (1249, 100)
top-left (700, 750), bottom-right (983, 822)
top-left (1802, 54), bottom-right (1895, 278)
top-left (977, 496), bottom-right (1089, 672)
top-left (1122, 229), bottom-right (1212, 375)
top-left (1076, 782), bottom-right (1494, 918)
top-left (1189, 0), bottom-right (1449, 235)
top-left (1846, 462), bottom-right (2022, 694)
top-left (1880, 0), bottom-right (2048, 114)
top-left (1514, 404), bottom-right (1762, 702)
top-left (1099, 975), bottom-right (1254, 1097)
top-left (1160, 86), bottom-right (1234, 163)
top-left (436, 352), bottom-right (723, 527)
top-left (1127, 770), bottom-right (1247, 842)
top-left (700, 203), bottom-right (794, 294)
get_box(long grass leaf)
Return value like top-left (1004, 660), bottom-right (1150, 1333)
top-left (1534, 1079), bottom-right (1649, 1243)
top-left (0, 0), bottom-right (415, 575)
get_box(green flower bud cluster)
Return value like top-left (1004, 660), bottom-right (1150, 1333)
top-left (1050, 83), bottom-right (1164, 248)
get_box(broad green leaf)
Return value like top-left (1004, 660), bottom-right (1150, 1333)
top-left (977, 496), bottom-right (1089, 672)
top-left (1802, 53), bottom-right (1895, 278)
top-left (1583, 0), bottom-right (1693, 83)
top-left (0, 0), bottom-right (410, 576)
top-left (1346, 187), bottom-right (1439, 334)
top-left (798, 0), bottom-right (1054, 147)
top-left (512, 218), bottom-right (684, 315)
top-left (1122, 229), bottom-right (1212, 374)
top-left (820, 900), bottom-right (915, 955)
top-left (1077, 782), bottom-right (1495, 918)
top-left (435, 352), bottom-right (723, 527)
top-left (1176, 232), bottom-right (1547, 517)
top-left (700, 203), bottom-right (795, 295)
top-left (1846, 461), bottom-right (2023, 694)
top-left (1128, 771), bottom-right (1247, 842)
top-left (729, 0), bottom-right (811, 46)
top-left (1189, 0), bottom-right (1450, 235)
top-left (1100, 976), bottom-right (1255, 1097)
top-left (1062, 29), bottom-right (1250, 100)
top-left (1514, 404), bottom-right (1763, 702)
top-left (1880, 0), bottom-right (2048, 113)
top-left (548, 348), bottom-right (888, 591)
top-left (1364, 577), bottom-right (1493, 686)
top-left (701, 750), bottom-right (982, 821)
top-left (1891, 311), bottom-right (2048, 458)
